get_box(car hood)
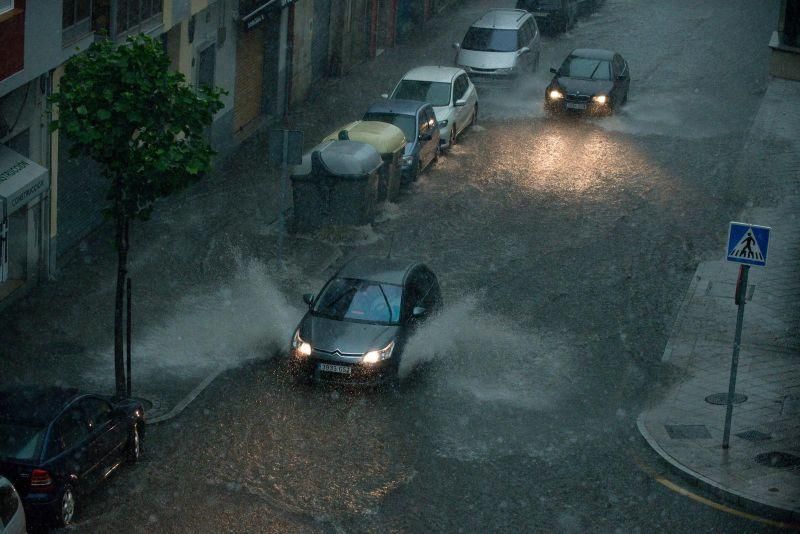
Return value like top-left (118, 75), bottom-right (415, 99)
top-left (457, 49), bottom-right (517, 70)
top-left (554, 77), bottom-right (614, 96)
top-left (300, 314), bottom-right (400, 355)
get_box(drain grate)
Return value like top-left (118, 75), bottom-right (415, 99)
top-left (754, 452), bottom-right (800, 469)
top-left (665, 424), bottom-right (712, 439)
top-left (705, 393), bottom-right (748, 405)
top-left (736, 430), bottom-right (772, 442)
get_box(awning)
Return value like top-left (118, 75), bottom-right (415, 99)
top-left (0, 144), bottom-right (49, 218)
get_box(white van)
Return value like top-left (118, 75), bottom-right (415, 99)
top-left (454, 9), bottom-right (542, 83)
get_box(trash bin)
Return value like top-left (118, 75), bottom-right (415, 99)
top-left (291, 140), bottom-right (384, 232)
top-left (323, 121), bottom-right (406, 202)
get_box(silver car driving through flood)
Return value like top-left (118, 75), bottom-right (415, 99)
top-left (288, 257), bottom-right (443, 386)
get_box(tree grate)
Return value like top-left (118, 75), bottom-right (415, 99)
top-left (736, 430), bottom-right (772, 442)
top-left (705, 393), bottom-right (748, 405)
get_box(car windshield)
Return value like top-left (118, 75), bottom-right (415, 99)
top-left (559, 56), bottom-right (611, 80)
top-left (313, 278), bottom-right (403, 324)
top-left (391, 80), bottom-right (451, 107)
top-left (461, 28), bottom-right (518, 52)
top-left (362, 112), bottom-right (416, 141)
top-left (0, 422), bottom-right (46, 460)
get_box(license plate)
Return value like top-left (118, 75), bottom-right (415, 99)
top-left (319, 363), bottom-right (351, 375)
top-left (566, 102), bottom-right (587, 110)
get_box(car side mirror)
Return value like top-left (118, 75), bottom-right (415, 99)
top-left (412, 306), bottom-right (427, 318)
top-left (550, 67), bottom-right (558, 74)
top-left (518, 47), bottom-right (531, 56)
top-left (455, 98), bottom-right (467, 107)
top-left (381, 93), bottom-right (389, 99)
top-left (452, 42), bottom-right (461, 49)
top-left (302, 293), bottom-right (315, 306)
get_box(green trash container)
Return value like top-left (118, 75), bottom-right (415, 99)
top-left (291, 140), bottom-right (384, 232)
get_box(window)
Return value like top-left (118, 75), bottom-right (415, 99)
top-left (62, 0), bottom-right (92, 45)
top-left (51, 408), bottom-right (89, 454)
top-left (391, 80), bottom-right (451, 107)
top-left (454, 75), bottom-right (467, 101)
top-left (62, 0), bottom-right (91, 29)
top-left (461, 28), bottom-right (518, 52)
top-left (80, 397), bottom-right (113, 429)
top-left (116, 0), bottom-right (162, 35)
top-left (0, 0), bottom-right (13, 15)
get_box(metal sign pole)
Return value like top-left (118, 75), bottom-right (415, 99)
top-left (126, 277), bottom-right (132, 398)
top-left (722, 264), bottom-right (749, 449)
top-left (0, 200), bottom-right (8, 284)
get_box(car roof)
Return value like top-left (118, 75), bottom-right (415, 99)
top-left (472, 9), bottom-right (530, 30)
top-left (335, 256), bottom-right (422, 285)
top-left (570, 48), bottom-right (616, 60)
top-left (0, 385), bottom-right (82, 426)
top-left (401, 66), bottom-right (462, 83)
top-left (365, 99), bottom-right (428, 116)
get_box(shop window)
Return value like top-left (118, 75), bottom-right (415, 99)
top-left (62, 0), bottom-right (93, 46)
top-left (0, 0), bottom-right (13, 15)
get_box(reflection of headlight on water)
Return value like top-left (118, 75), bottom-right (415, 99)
top-left (592, 95), bottom-right (608, 104)
top-left (362, 341), bottom-right (395, 364)
top-left (292, 330), bottom-right (312, 357)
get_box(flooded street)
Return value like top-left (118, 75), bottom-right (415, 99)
top-left (67, 0), bottom-right (784, 532)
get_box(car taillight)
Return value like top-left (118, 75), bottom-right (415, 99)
top-left (30, 468), bottom-right (54, 491)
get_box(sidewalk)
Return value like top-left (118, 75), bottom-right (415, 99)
top-left (637, 77), bottom-right (800, 523)
top-left (0, 0), bottom-right (496, 422)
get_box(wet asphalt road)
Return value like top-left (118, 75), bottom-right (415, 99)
top-left (69, 0), bottom-right (785, 532)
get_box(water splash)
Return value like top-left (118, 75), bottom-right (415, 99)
top-left (401, 297), bottom-right (574, 410)
top-left (86, 254), bottom-right (303, 383)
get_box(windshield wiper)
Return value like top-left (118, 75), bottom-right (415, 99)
top-left (589, 62), bottom-right (603, 80)
top-left (378, 284), bottom-right (393, 322)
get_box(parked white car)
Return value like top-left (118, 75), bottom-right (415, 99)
top-left (386, 66), bottom-right (478, 150)
top-left (0, 476), bottom-right (25, 534)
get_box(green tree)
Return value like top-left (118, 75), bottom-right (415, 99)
top-left (50, 35), bottom-right (224, 397)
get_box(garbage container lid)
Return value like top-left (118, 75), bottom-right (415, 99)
top-left (313, 140), bottom-right (383, 177)
top-left (323, 121), bottom-right (406, 155)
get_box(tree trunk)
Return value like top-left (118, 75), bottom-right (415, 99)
top-left (114, 202), bottom-right (129, 398)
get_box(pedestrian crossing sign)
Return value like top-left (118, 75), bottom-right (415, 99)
top-left (726, 222), bottom-right (770, 267)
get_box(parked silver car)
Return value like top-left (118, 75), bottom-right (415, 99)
top-left (0, 476), bottom-right (26, 534)
top-left (454, 9), bottom-right (542, 83)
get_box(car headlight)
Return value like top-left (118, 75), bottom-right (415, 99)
top-left (291, 329), bottom-right (312, 357)
top-left (496, 67), bottom-right (516, 74)
top-left (548, 89), bottom-right (564, 100)
top-left (362, 341), bottom-right (395, 364)
top-left (592, 95), bottom-right (608, 104)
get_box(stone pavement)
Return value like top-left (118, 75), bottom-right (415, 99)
top-left (637, 77), bottom-right (800, 523)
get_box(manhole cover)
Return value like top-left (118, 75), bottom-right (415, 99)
top-left (42, 341), bottom-right (85, 356)
top-left (736, 430), bottom-right (772, 442)
top-left (665, 424), bottom-right (712, 439)
top-left (705, 393), bottom-right (748, 405)
top-left (754, 452), bottom-right (800, 469)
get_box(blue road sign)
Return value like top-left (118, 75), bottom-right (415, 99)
top-left (726, 222), bottom-right (770, 267)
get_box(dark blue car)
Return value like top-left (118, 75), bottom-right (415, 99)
top-left (0, 386), bottom-right (145, 527)
top-left (363, 99), bottom-right (441, 182)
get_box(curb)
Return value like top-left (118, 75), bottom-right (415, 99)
top-left (147, 366), bottom-right (225, 424)
top-left (635, 412), bottom-right (800, 524)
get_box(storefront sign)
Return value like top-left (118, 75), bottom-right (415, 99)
top-left (240, 0), bottom-right (297, 31)
top-left (0, 145), bottom-right (50, 217)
